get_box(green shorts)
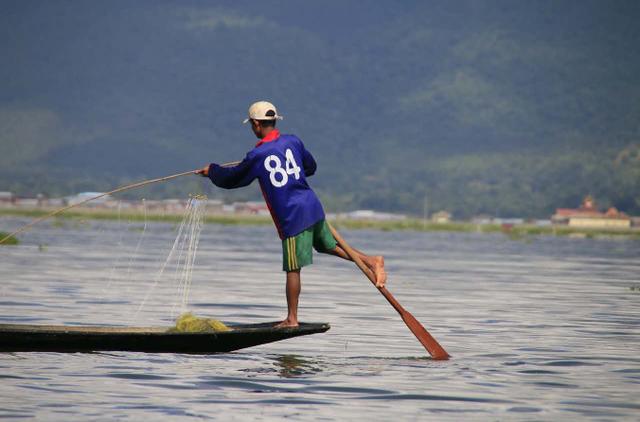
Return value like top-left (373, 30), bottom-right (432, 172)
top-left (282, 219), bottom-right (337, 272)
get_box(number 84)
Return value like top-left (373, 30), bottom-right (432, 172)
top-left (263, 149), bottom-right (301, 188)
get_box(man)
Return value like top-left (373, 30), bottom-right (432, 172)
top-left (197, 101), bottom-right (386, 327)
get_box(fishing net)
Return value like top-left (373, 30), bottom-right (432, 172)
top-left (167, 194), bottom-right (207, 316)
top-left (101, 194), bottom-right (231, 327)
top-left (134, 195), bottom-right (204, 312)
top-left (3, 172), bottom-right (232, 328)
top-left (170, 312), bottom-right (231, 333)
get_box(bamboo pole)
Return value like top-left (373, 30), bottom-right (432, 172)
top-left (0, 159), bottom-right (247, 245)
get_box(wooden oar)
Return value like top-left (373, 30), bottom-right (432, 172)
top-left (328, 223), bottom-right (450, 360)
top-left (0, 161), bottom-right (241, 245)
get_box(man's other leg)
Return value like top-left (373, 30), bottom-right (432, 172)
top-left (313, 220), bottom-right (387, 287)
top-left (324, 246), bottom-right (387, 287)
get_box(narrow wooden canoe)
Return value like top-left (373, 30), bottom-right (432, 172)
top-left (0, 322), bottom-right (330, 353)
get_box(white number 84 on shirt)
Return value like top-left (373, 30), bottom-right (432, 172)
top-left (264, 148), bottom-right (301, 187)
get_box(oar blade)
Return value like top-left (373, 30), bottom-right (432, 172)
top-left (399, 308), bottom-right (450, 360)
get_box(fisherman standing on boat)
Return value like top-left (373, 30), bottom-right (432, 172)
top-left (197, 101), bottom-right (386, 327)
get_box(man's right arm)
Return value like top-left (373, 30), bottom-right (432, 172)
top-left (202, 155), bottom-right (256, 189)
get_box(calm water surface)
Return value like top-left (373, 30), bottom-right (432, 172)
top-left (1, 216), bottom-right (639, 420)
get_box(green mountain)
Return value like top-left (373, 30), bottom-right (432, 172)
top-left (1, 0), bottom-right (639, 218)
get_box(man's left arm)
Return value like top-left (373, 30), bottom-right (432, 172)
top-left (300, 142), bottom-right (317, 177)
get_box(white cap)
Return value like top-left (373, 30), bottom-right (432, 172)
top-left (242, 101), bottom-right (283, 124)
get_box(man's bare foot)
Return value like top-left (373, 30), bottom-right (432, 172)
top-left (275, 319), bottom-right (299, 328)
top-left (370, 256), bottom-right (387, 288)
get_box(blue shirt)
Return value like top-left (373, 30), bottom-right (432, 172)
top-left (208, 132), bottom-right (325, 239)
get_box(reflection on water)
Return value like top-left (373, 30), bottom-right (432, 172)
top-left (1, 216), bottom-right (639, 420)
top-left (272, 355), bottom-right (324, 378)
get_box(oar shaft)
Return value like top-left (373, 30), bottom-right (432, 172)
top-left (328, 223), bottom-right (450, 360)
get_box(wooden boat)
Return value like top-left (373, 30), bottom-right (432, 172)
top-left (0, 322), bottom-right (330, 353)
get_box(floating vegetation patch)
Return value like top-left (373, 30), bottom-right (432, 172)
top-left (0, 232), bottom-right (18, 245)
top-left (51, 219), bottom-right (66, 228)
top-left (170, 312), bottom-right (231, 333)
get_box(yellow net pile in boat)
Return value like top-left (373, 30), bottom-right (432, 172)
top-left (170, 312), bottom-right (231, 333)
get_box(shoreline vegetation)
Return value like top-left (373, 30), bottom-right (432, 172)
top-left (1, 208), bottom-right (639, 240)
top-left (0, 231), bottom-right (19, 245)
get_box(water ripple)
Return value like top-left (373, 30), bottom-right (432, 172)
top-left (1, 218), bottom-right (639, 420)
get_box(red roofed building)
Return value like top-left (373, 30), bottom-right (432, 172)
top-left (552, 196), bottom-right (631, 228)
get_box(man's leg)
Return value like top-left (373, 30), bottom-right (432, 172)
top-left (276, 269), bottom-right (301, 328)
top-left (279, 228), bottom-right (314, 328)
top-left (313, 220), bottom-right (387, 287)
top-left (324, 246), bottom-right (387, 287)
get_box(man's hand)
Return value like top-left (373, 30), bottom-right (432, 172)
top-left (195, 165), bottom-right (210, 177)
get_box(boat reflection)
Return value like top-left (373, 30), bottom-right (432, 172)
top-left (272, 354), bottom-right (323, 378)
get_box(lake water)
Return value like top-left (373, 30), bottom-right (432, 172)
top-left (1, 216), bottom-right (639, 420)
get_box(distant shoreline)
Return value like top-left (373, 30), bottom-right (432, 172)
top-left (1, 207), bottom-right (639, 240)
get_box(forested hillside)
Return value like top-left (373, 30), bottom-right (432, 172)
top-left (1, 0), bottom-right (639, 217)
